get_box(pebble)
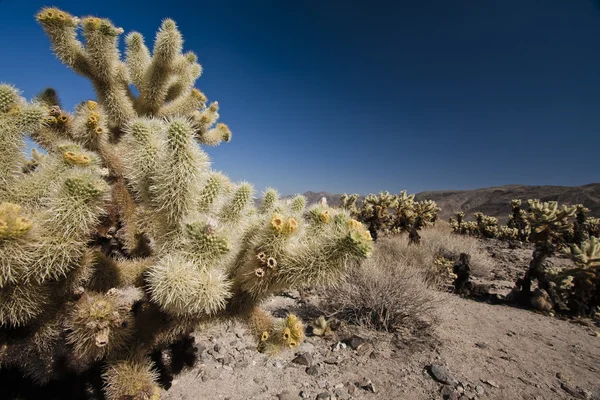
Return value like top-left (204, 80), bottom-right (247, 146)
top-left (332, 342), bottom-right (347, 352)
top-left (292, 353), bottom-right (313, 367)
top-left (343, 335), bottom-right (367, 350)
top-left (358, 377), bottom-right (376, 393)
top-left (429, 364), bottom-right (459, 385)
top-left (277, 391), bottom-right (299, 400)
top-left (475, 385), bottom-right (485, 395)
top-left (316, 393), bottom-right (331, 400)
top-left (306, 365), bottom-right (321, 376)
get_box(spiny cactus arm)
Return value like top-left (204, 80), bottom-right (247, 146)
top-left (152, 119), bottom-right (209, 230)
top-left (164, 52), bottom-right (203, 102)
top-left (0, 86), bottom-right (49, 198)
top-left (102, 357), bottom-right (161, 400)
top-left (146, 254), bottom-right (232, 317)
top-left (34, 88), bottom-right (61, 109)
top-left (36, 8), bottom-right (91, 77)
top-left (258, 314), bottom-right (304, 354)
top-left (179, 219), bottom-right (231, 262)
top-left (0, 282), bottom-right (51, 327)
top-left (10, 141), bottom-right (101, 206)
top-left (289, 194), bottom-right (307, 214)
top-left (563, 236), bottom-right (600, 268)
top-left (80, 17), bottom-right (135, 127)
top-left (218, 182), bottom-right (254, 223)
top-left (197, 171), bottom-right (229, 212)
top-left (259, 188), bottom-right (279, 214)
top-left (279, 212), bottom-right (372, 288)
top-left (137, 19), bottom-right (183, 114)
top-left (38, 10), bottom-right (136, 127)
top-left (199, 122), bottom-right (232, 146)
top-left (120, 118), bottom-right (163, 203)
top-left (64, 290), bottom-right (136, 362)
top-left (124, 32), bottom-right (151, 89)
top-left (158, 88), bottom-right (207, 117)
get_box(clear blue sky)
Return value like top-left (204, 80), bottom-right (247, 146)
top-left (1, 0), bottom-right (599, 195)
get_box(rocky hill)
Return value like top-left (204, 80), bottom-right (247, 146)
top-left (296, 184), bottom-right (600, 223)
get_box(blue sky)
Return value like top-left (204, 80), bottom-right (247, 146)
top-left (1, 0), bottom-right (599, 195)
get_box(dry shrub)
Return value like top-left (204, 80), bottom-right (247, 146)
top-left (390, 222), bottom-right (495, 282)
top-left (323, 242), bottom-right (443, 332)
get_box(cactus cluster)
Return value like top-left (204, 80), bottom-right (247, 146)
top-left (450, 199), bottom-right (596, 246)
top-left (509, 200), bottom-right (600, 316)
top-left (340, 190), bottom-right (439, 244)
top-left (0, 8), bottom-right (373, 397)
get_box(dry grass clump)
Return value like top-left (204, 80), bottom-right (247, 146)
top-left (390, 222), bottom-right (495, 282)
top-left (323, 241), bottom-right (443, 332)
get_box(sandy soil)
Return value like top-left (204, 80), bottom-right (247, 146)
top-left (161, 292), bottom-right (600, 400)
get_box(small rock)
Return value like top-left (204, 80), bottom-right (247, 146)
top-left (253, 377), bottom-right (264, 385)
top-left (343, 335), bottom-right (367, 350)
top-left (213, 343), bottom-right (222, 353)
top-left (475, 342), bottom-right (488, 349)
top-left (475, 385), bottom-right (485, 395)
top-left (334, 388), bottom-right (350, 400)
top-left (277, 391), bottom-right (299, 400)
top-left (316, 393), bottom-right (331, 400)
top-left (358, 377), bottom-right (376, 393)
top-left (274, 361), bottom-right (284, 369)
top-left (306, 365), bottom-right (321, 376)
top-left (323, 357), bottom-right (339, 365)
top-left (428, 364), bottom-right (458, 385)
top-left (299, 391), bottom-right (310, 399)
top-left (357, 342), bottom-right (374, 356)
top-left (440, 385), bottom-right (455, 398)
top-left (332, 342), bottom-right (347, 352)
top-left (560, 382), bottom-right (586, 399)
top-left (300, 341), bottom-right (317, 353)
top-left (317, 380), bottom-right (327, 389)
top-left (196, 344), bottom-right (207, 354)
top-left (482, 379), bottom-right (499, 388)
top-left (292, 353), bottom-right (313, 367)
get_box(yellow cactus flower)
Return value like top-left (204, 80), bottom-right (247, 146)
top-left (282, 327), bottom-right (291, 341)
top-left (87, 100), bottom-right (98, 111)
top-left (254, 268), bottom-right (265, 278)
top-left (270, 214), bottom-right (284, 232)
top-left (63, 151), bottom-right (91, 166)
top-left (348, 218), bottom-right (362, 230)
top-left (0, 202), bottom-right (33, 240)
top-left (256, 252), bottom-right (267, 263)
top-left (361, 230), bottom-right (372, 241)
top-left (282, 217), bottom-right (298, 234)
top-left (94, 126), bottom-right (104, 135)
top-left (261, 331), bottom-right (269, 342)
top-left (88, 112), bottom-right (100, 125)
top-left (319, 210), bottom-right (331, 223)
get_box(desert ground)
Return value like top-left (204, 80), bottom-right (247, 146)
top-left (158, 237), bottom-right (600, 400)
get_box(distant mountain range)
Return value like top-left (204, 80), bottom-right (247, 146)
top-left (294, 184), bottom-right (600, 223)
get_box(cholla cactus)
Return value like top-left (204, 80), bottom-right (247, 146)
top-left (572, 204), bottom-right (591, 244)
top-left (340, 193), bottom-right (359, 215)
top-left (348, 190), bottom-right (439, 243)
top-left (0, 8), bottom-right (373, 396)
top-left (511, 200), bottom-right (577, 313)
top-left (564, 236), bottom-right (600, 269)
top-left (474, 212), bottom-right (499, 239)
top-left (507, 199), bottom-right (529, 241)
top-left (587, 217), bottom-right (600, 238)
top-left (497, 225), bottom-right (519, 241)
